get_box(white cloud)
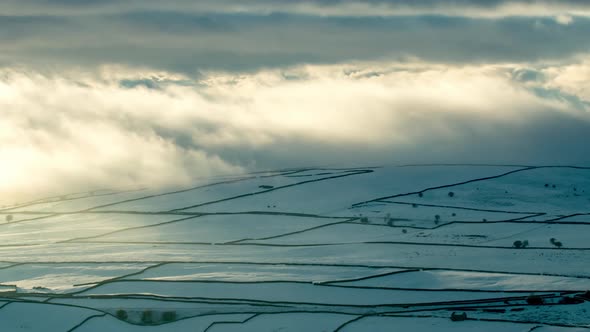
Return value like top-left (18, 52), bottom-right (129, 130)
top-left (556, 14), bottom-right (574, 25)
top-left (541, 58), bottom-right (590, 101)
top-left (1, 59), bottom-right (589, 204)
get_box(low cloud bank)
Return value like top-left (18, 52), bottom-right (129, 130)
top-left (1, 59), bottom-right (589, 203)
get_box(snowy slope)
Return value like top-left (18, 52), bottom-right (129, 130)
top-left (0, 165), bottom-right (588, 331)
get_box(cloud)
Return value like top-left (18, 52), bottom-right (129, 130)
top-left (541, 58), bottom-right (590, 101)
top-left (2, 1), bottom-right (590, 18)
top-left (1, 13), bottom-right (590, 73)
top-left (1, 59), bottom-right (590, 204)
top-left (0, 1), bottom-right (589, 72)
top-left (556, 14), bottom-right (574, 25)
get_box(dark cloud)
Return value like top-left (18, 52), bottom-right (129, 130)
top-left (9, 0), bottom-right (590, 9)
top-left (0, 10), bottom-right (588, 73)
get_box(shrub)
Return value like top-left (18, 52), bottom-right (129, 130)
top-left (448, 192), bottom-right (455, 197)
top-left (360, 217), bottom-right (369, 224)
top-left (418, 192), bottom-right (423, 198)
top-left (402, 229), bottom-right (407, 234)
top-left (550, 238), bottom-right (562, 248)
top-left (162, 311), bottom-right (177, 322)
top-left (559, 296), bottom-right (583, 304)
top-left (513, 240), bottom-right (523, 248)
top-left (387, 219), bottom-right (394, 226)
top-left (526, 295), bottom-right (544, 305)
top-left (412, 203), bottom-right (418, 208)
top-left (451, 213), bottom-right (456, 217)
top-left (141, 310), bottom-right (153, 324)
top-left (116, 309), bottom-right (128, 321)
top-left (450, 312), bottom-right (467, 321)
top-left (5, 215), bottom-right (13, 222)
top-left (522, 240), bottom-right (529, 248)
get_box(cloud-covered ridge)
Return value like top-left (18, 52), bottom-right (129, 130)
top-left (1, 58), bottom-right (589, 204)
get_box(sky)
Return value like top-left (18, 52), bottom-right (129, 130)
top-left (1, 0), bottom-right (590, 203)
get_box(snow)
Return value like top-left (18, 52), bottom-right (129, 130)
top-left (0, 213), bottom-right (180, 245)
top-left (0, 263), bottom-right (151, 293)
top-left (332, 270), bottom-right (590, 291)
top-left (338, 316), bottom-right (589, 332)
top-left (0, 165), bottom-right (588, 330)
top-left (0, 302), bottom-right (98, 331)
top-left (126, 263), bottom-right (402, 283)
top-left (73, 313), bottom-right (253, 332)
top-left (91, 169), bottom-right (362, 213)
top-left (206, 312), bottom-right (351, 332)
top-left (397, 167), bottom-right (590, 220)
top-left (77, 280), bottom-right (533, 306)
top-left (185, 166), bottom-right (521, 215)
top-left (91, 214), bottom-right (344, 244)
top-left (347, 200), bottom-right (530, 225)
top-left (250, 222), bottom-right (590, 248)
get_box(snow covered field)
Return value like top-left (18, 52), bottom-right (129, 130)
top-left (0, 165), bottom-right (589, 331)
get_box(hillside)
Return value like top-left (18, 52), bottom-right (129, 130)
top-left (0, 165), bottom-right (589, 331)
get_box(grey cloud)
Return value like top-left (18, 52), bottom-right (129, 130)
top-left (5, 1), bottom-right (590, 13)
top-left (228, 113), bottom-right (590, 169)
top-left (512, 68), bottom-right (545, 83)
top-left (1, 11), bottom-right (589, 73)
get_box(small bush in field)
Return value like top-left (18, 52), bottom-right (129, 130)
top-left (6, 215), bottom-right (13, 222)
top-left (526, 295), bottom-right (544, 305)
top-left (116, 309), bottom-right (128, 321)
top-left (162, 311), bottom-right (177, 322)
top-left (550, 238), bottom-right (563, 248)
top-left (450, 312), bottom-right (467, 321)
top-left (141, 310), bottom-right (153, 324)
